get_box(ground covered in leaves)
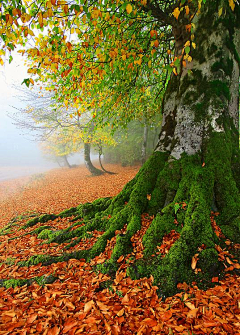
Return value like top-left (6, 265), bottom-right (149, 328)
top-left (0, 164), bottom-right (239, 334)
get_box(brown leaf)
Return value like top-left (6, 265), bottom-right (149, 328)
top-left (27, 313), bottom-right (38, 324)
top-left (47, 326), bottom-right (60, 335)
top-left (191, 254), bottom-right (199, 270)
top-left (185, 302), bottom-right (196, 310)
top-left (84, 300), bottom-right (95, 313)
top-left (142, 317), bottom-right (158, 327)
top-left (62, 320), bottom-right (78, 333)
top-left (161, 310), bottom-right (172, 321)
top-left (116, 308), bottom-right (125, 316)
top-left (96, 300), bottom-right (109, 311)
top-left (122, 293), bottom-right (129, 303)
top-left (187, 308), bottom-right (199, 319)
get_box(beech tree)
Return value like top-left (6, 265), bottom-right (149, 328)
top-left (0, 0), bottom-right (239, 297)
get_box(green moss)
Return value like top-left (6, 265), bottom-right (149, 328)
top-left (31, 225), bottom-right (53, 235)
top-left (58, 207), bottom-right (78, 217)
top-left (45, 225), bottom-right (86, 244)
top-left (22, 214), bottom-right (57, 229)
top-left (0, 274), bottom-right (57, 289)
top-left (198, 248), bottom-right (222, 275)
top-left (211, 58), bottom-right (234, 77)
top-left (0, 226), bottom-right (13, 236)
top-left (4, 257), bottom-right (16, 266)
top-left (19, 254), bottom-right (53, 267)
top-left (37, 229), bottom-right (55, 239)
top-left (77, 197), bottom-right (112, 219)
top-left (205, 132), bottom-right (240, 225)
top-left (219, 216), bottom-right (240, 243)
top-left (142, 213), bottom-right (176, 256)
top-left (0, 278), bottom-right (28, 289)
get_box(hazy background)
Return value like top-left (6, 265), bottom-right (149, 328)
top-left (0, 53), bottom-right (82, 181)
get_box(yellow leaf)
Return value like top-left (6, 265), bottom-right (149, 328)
top-left (173, 7), bottom-right (180, 20)
top-left (29, 78), bottom-right (34, 85)
top-left (126, 4), bottom-right (132, 14)
top-left (28, 30), bottom-right (35, 36)
top-left (229, 0), bottom-right (235, 11)
top-left (218, 7), bottom-right (223, 17)
top-left (173, 67), bottom-right (178, 76)
top-left (192, 42), bottom-right (196, 49)
top-left (185, 6), bottom-right (190, 15)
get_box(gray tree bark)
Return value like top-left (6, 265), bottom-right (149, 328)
top-left (84, 142), bottom-right (104, 175)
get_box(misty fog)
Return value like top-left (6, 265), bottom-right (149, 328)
top-left (0, 54), bottom-right (84, 182)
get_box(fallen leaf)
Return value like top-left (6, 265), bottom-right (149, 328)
top-left (84, 300), bottom-right (95, 313)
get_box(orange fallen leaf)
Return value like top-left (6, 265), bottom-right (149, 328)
top-left (117, 255), bottom-right (124, 263)
top-left (27, 313), bottom-right (38, 324)
top-left (191, 254), bottom-right (199, 270)
top-left (212, 277), bottom-right (219, 283)
top-left (187, 308), bottom-right (199, 318)
top-left (117, 308), bottom-right (125, 316)
top-left (96, 300), bottom-right (109, 311)
top-left (161, 310), bottom-right (172, 321)
top-left (47, 326), bottom-right (60, 335)
top-left (85, 316), bottom-right (97, 324)
top-left (203, 321), bottom-right (220, 327)
top-left (62, 320), bottom-right (78, 333)
top-left (84, 300), bottom-right (95, 313)
top-left (142, 317), bottom-right (158, 327)
top-left (122, 293), bottom-right (129, 303)
top-left (185, 302), bottom-right (196, 310)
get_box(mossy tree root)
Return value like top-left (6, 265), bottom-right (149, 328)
top-left (5, 142), bottom-right (240, 297)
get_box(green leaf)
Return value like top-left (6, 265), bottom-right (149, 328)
top-left (185, 46), bottom-right (190, 54)
top-left (174, 203), bottom-right (180, 214)
top-left (22, 78), bottom-right (30, 87)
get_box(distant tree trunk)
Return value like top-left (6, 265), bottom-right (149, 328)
top-left (63, 155), bottom-right (71, 168)
top-left (98, 144), bottom-right (115, 174)
top-left (141, 123), bottom-right (148, 165)
top-left (84, 142), bottom-right (104, 176)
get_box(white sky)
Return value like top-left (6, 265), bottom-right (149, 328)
top-left (0, 52), bottom-right (57, 169)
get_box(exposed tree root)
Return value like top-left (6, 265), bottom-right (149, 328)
top-left (1, 141), bottom-right (240, 297)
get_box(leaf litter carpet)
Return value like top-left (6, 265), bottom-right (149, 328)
top-left (0, 164), bottom-right (239, 334)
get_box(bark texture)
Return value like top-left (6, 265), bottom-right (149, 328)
top-left (84, 142), bottom-right (104, 176)
top-left (141, 123), bottom-right (148, 165)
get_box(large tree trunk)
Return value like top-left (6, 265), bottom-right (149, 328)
top-left (84, 142), bottom-right (104, 176)
top-left (10, 3), bottom-right (240, 298)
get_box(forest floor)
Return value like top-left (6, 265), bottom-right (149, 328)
top-left (0, 164), bottom-right (239, 335)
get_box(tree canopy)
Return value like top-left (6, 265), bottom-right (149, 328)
top-left (0, 0), bottom-right (236, 127)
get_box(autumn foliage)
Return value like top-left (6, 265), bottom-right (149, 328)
top-left (0, 165), bottom-right (239, 334)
